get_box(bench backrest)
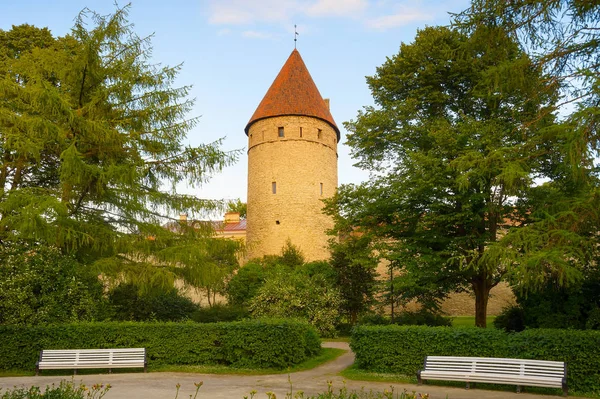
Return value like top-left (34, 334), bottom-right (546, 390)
top-left (425, 356), bottom-right (565, 379)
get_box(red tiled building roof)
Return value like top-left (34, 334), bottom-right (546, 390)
top-left (245, 49), bottom-right (340, 140)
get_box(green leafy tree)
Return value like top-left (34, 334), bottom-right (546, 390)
top-left (330, 25), bottom-right (557, 327)
top-left (453, 0), bottom-right (600, 294)
top-left (0, 245), bottom-right (105, 325)
top-left (0, 6), bottom-right (238, 287)
top-left (329, 235), bottom-right (378, 324)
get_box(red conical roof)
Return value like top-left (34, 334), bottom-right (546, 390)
top-left (245, 49), bottom-right (340, 140)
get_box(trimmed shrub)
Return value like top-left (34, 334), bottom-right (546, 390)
top-left (351, 325), bottom-right (600, 393)
top-left (0, 319), bottom-right (320, 371)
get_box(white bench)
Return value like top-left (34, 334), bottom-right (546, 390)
top-left (417, 356), bottom-right (567, 396)
top-left (36, 348), bottom-right (147, 375)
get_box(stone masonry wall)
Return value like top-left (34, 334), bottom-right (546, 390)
top-left (246, 115), bottom-right (338, 261)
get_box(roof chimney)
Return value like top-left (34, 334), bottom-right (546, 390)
top-left (324, 98), bottom-right (330, 110)
top-left (224, 212), bottom-right (240, 224)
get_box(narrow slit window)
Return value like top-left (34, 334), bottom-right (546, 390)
top-left (278, 127), bottom-right (285, 137)
top-left (317, 129), bottom-right (322, 139)
top-left (272, 182), bottom-right (277, 194)
top-left (320, 183), bottom-right (323, 196)
top-left (300, 127), bottom-right (303, 138)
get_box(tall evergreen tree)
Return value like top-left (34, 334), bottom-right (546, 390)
top-left (329, 25), bottom-right (558, 327)
top-left (0, 6), bottom-right (238, 288)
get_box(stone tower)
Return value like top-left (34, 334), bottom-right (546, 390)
top-left (245, 49), bottom-right (339, 262)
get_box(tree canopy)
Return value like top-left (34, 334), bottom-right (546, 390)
top-left (329, 25), bottom-right (559, 327)
top-left (0, 6), bottom-right (239, 289)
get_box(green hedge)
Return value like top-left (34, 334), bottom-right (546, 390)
top-left (0, 319), bottom-right (321, 371)
top-left (351, 325), bottom-right (600, 393)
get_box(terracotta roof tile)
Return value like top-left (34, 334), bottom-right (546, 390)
top-left (245, 49), bottom-right (340, 140)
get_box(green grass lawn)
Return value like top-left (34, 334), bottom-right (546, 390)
top-left (0, 348), bottom-right (347, 378)
top-left (451, 315), bottom-right (496, 327)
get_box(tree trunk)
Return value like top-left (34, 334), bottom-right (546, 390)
top-left (472, 274), bottom-right (492, 328)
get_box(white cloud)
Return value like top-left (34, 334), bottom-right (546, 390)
top-left (206, 0), bottom-right (434, 33)
top-left (242, 30), bottom-right (276, 40)
top-left (365, 8), bottom-right (432, 30)
top-left (306, 0), bottom-right (368, 17)
top-left (217, 28), bottom-right (232, 36)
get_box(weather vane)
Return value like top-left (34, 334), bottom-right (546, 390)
top-left (294, 24), bottom-right (299, 49)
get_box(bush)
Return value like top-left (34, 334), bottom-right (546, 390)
top-left (494, 306), bottom-right (526, 332)
top-left (357, 311), bottom-right (451, 327)
top-left (0, 319), bottom-right (321, 371)
top-left (351, 325), bottom-right (600, 393)
top-left (226, 261), bottom-right (272, 306)
top-left (394, 310), bottom-right (452, 327)
top-left (0, 245), bottom-right (106, 325)
top-left (107, 283), bottom-right (199, 322)
top-left (249, 270), bottom-right (341, 337)
top-left (190, 304), bottom-right (249, 323)
top-left (357, 313), bottom-right (390, 326)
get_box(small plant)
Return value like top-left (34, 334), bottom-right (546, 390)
top-left (173, 382), bottom-right (202, 399)
top-left (0, 380), bottom-right (110, 399)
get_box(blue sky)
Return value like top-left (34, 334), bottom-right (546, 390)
top-left (1, 0), bottom-right (470, 213)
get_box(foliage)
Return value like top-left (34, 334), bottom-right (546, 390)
top-left (357, 311), bottom-right (451, 327)
top-left (494, 269), bottom-right (600, 332)
top-left (493, 306), bottom-right (526, 332)
top-left (226, 260), bottom-right (274, 307)
top-left (0, 319), bottom-right (321, 371)
top-left (454, 0), bottom-right (600, 319)
top-left (393, 311), bottom-right (452, 327)
top-left (329, 236), bottom-right (379, 324)
top-left (351, 325), bottom-right (600, 393)
top-left (190, 304), bottom-right (249, 323)
top-left (327, 24), bottom-right (558, 327)
top-left (107, 283), bottom-right (198, 322)
top-left (0, 6), bottom-right (238, 288)
top-left (0, 380), bottom-right (110, 399)
top-left (279, 239), bottom-right (306, 268)
top-left (249, 268), bottom-right (342, 337)
top-left (0, 245), bottom-right (105, 325)
top-left (226, 242), bottom-right (307, 307)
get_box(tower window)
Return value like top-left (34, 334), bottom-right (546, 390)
top-left (317, 129), bottom-right (322, 139)
top-left (300, 127), bottom-right (303, 138)
top-left (278, 127), bottom-right (284, 137)
top-left (272, 181), bottom-right (277, 194)
top-left (320, 183), bottom-right (323, 196)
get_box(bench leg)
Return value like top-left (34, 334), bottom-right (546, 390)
top-left (74, 369), bottom-right (77, 376)
top-left (516, 385), bottom-right (521, 393)
top-left (417, 371), bottom-right (422, 385)
top-left (563, 386), bottom-right (568, 397)
top-left (109, 369), bottom-right (112, 374)
top-left (465, 382), bottom-right (470, 390)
